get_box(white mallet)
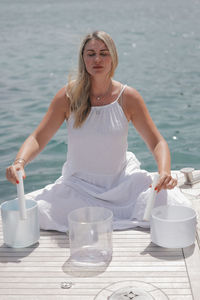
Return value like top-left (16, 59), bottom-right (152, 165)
top-left (143, 173), bottom-right (160, 221)
top-left (16, 170), bottom-right (27, 220)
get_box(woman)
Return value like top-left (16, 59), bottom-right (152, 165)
top-left (6, 31), bottom-right (190, 231)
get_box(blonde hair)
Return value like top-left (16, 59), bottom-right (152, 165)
top-left (67, 31), bottom-right (118, 128)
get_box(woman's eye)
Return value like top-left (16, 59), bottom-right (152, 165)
top-left (87, 52), bottom-right (109, 57)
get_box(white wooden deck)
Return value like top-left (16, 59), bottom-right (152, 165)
top-left (0, 171), bottom-right (200, 300)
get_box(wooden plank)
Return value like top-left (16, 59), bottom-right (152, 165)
top-left (0, 276), bottom-right (190, 283)
top-left (0, 282), bottom-right (191, 289)
top-left (183, 241), bottom-right (200, 300)
top-left (0, 296), bottom-right (93, 300)
top-left (0, 254), bottom-right (184, 262)
top-left (169, 297), bottom-right (193, 300)
top-left (0, 271), bottom-right (189, 277)
top-left (0, 260), bottom-right (185, 267)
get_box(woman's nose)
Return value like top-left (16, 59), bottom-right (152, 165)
top-left (94, 54), bottom-right (101, 63)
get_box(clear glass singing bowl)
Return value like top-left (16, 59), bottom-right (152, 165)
top-left (68, 206), bottom-right (113, 266)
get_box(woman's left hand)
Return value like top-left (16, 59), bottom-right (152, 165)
top-left (155, 172), bottom-right (177, 193)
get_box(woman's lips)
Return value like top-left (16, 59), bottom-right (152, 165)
top-left (93, 66), bottom-right (103, 69)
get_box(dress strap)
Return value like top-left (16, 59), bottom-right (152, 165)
top-left (116, 85), bottom-right (127, 102)
top-left (116, 84), bottom-right (127, 106)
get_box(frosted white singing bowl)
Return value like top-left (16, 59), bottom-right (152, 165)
top-left (1, 198), bottom-right (40, 248)
top-left (150, 205), bottom-right (197, 248)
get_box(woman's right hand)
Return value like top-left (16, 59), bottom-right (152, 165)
top-left (6, 162), bottom-right (26, 185)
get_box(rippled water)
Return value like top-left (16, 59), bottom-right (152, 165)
top-left (0, 0), bottom-right (200, 203)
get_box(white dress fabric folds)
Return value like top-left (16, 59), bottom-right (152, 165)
top-left (27, 85), bottom-right (191, 232)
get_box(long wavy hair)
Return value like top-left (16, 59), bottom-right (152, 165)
top-left (67, 31), bottom-right (118, 128)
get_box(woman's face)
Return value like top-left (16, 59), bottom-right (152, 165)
top-left (83, 39), bottom-right (112, 77)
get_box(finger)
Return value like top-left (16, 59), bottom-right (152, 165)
top-left (166, 178), bottom-right (177, 189)
top-left (156, 175), bottom-right (172, 192)
top-left (13, 165), bottom-right (26, 182)
top-left (11, 166), bottom-right (21, 184)
top-left (155, 177), bottom-right (168, 191)
top-left (158, 177), bottom-right (177, 191)
top-left (6, 166), bottom-right (18, 184)
top-left (21, 169), bottom-right (26, 180)
top-left (6, 165), bottom-right (25, 185)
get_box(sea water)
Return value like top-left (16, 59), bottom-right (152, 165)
top-left (0, 0), bottom-right (200, 203)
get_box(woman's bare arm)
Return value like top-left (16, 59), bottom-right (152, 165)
top-left (123, 86), bottom-right (177, 192)
top-left (6, 86), bottom-right (70, 184)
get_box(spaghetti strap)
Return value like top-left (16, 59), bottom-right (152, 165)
top-left (117, 84), bottom-right (127, 107)
top-left (116, 85), bottom-right (127, 102)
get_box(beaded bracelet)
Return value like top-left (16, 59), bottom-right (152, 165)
top-left (13, 158), bottom-right (26, 166)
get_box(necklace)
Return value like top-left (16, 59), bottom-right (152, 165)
top-left (91, 81), bottom-right (112, 101)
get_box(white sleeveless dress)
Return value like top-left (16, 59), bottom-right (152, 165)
top-left (27, 85), bottom-right (191, 232)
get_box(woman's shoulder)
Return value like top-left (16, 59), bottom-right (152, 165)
top-left (112, 81), bottom-right (144, 104)
top-left (123, 85), bottom-right (145, 107)
top-left (124, 85), bottom-right (141, 100)
top-left (123, 85), bottom-right (147, 119)
top-left (49, 86), bottom-right (70, 116)
top-left (53, 86), bottom-right (70, 102)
